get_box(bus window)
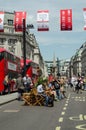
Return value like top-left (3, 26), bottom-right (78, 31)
top-left (11, 55), bottom-right (14, 62)
top-left (0, 52), bottom-right (4, 60)
top-left (4, 51), bottom-right (7, 59)
top-left (13, 55), bottom-right (16, 62)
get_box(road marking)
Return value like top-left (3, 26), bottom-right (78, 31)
top-left (75, 99), bottom-right (85, 102)
top-left (56, 126), bottom-right (61, 130)
top-left (84, 115), bottom-right (86, 120)
top-left (76, 124), bottom-right (86, 130)
top-left (83, 97), bottom-right (85, 101)
top-left (72, 97), bottom-right (75, 98)
top-left (63, 107), bottom-right (66, 110)
top-left (80, 100), bottom-right (82, 101)
top-left (83, 100), bottom-right (85, 101)
top-left (83, 100), bottom-right (85, 102)
top-left (69, 114), bottom-right (83, 121)
top-left (65, 103), bottom-right (68, 106)
top-left (61, 112), bottom-right (65, 115)
top-left (59, 117), bottom-right (63, 122)
top-left (3, 109), bottom-right (19, 112)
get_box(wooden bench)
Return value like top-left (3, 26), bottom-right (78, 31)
top-left (22, 88), bottom-right (45, 106)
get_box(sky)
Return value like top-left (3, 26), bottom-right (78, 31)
top-left (0, 0), bottom-right (86, 61)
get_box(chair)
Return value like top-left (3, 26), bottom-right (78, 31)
top-left (31, 88), bottom-right (45, 106)
top-left (22, 88), bottom-right (45, 106)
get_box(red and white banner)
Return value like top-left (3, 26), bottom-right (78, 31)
top-left (37, 10), bottom-right (49, 22)
top-left (60, 9), bottom-right (72, 31)
top-left (37, 23), bottom-right (49, 31)
top-left (14, 11), bottom-right (26, 32)
top-left (83, 8), bottom-right (86, 30)
top-left (0, 12), bottom-right (4, 32)
top-left (37, 10), bottom-right (49, 31)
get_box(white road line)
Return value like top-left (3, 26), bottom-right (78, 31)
top-left (3, 109), bottom-right (19, 112)
top-left (56, 126), bottom-right (61, 130)
top-left (65, 103), bottom-right (68, 106)
top-left (59, 117), bottom-right (63, 122)
top-left (61, 112), bottom-right (65, 115)
top-left (63, 107), bottom-right (66, 110)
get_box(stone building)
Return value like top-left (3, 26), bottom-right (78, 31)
top-left (0, 11), bottom-right (47, 76)
top-left (81, 42), bottom-right (86, 76)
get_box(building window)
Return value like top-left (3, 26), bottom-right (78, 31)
top-left (9, 28), bottom-right (14, 33)
top-left (8, 39), bottom-right (17, 46)
top-left (8, 19), bottom-right (13, 26)
top-left (0, 38), bottom-right (6, 45)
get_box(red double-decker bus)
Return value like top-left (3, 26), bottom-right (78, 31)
top-left (20, 59), bottom-right (41, 84)
top-left (0, 48), bottom-right (21, 94)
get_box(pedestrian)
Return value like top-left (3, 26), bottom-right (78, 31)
top-left (26, 74), bottom-right (33, 92)
top-left (16, 74), bottom-right (24, 101)
top-left (23, 74), bottom-right (32, 92)
top-left (3, 74), bottom-right (10, 94)
top-left (52, 78), bottom-right (61, 100)
top-left (71, 75), bottom-right (77, 92)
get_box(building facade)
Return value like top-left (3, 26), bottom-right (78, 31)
top-left (0, 11), bottom-right (47, 76)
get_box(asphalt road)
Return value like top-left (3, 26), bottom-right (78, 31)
top-left (0, 88), bottom-right (86, 130)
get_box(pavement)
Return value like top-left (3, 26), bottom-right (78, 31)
top-left (0, 92), bottom-right (18, 105)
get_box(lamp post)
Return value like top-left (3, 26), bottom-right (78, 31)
top-left (22, 19), bottom-right (34, 76)
top-left (23, 19), bottom-right (26, 76)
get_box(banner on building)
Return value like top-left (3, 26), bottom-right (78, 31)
top-left (83, 8), bottom-right (86, 30)
top-left (14, 11), bottom-right (26, 32)
top-left (60, 9), bottom-right (72, 31)
top-left (37, 10), bottom-right (49, 31)
top-left (0, 12), bottom-right (4, 32)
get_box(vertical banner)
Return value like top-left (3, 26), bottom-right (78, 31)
top-left (37, 10), bottom-right (49, 31)
top-left (83, 8), bottom-right (86, 30)
top-left (37, 23), bottom-right (49, 31)
top-left (0, 12), bottom-right (4, 32)
top-left (14, 11), bottom-right (26, 32)
top-left (60, 9), bottom-right (72, 31)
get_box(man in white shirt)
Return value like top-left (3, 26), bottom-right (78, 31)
top-left (71, 75), bottom-right (77, 91)
top-left (37, 84), bottom-right (50, 106)
top-left (37, 84), bottom-right (44, 94)
top-left (23, 74), bottom-right (32, 92)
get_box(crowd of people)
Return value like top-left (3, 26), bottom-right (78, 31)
top-left (3, 72), bottom-right (86, 107)
top-left (15, 73), bottom-right (68, 106)
top-left (47, 76), bottom-right (67, 101)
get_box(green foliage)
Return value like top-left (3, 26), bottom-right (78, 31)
top-left (35, 77), bottom-right (48, 87)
